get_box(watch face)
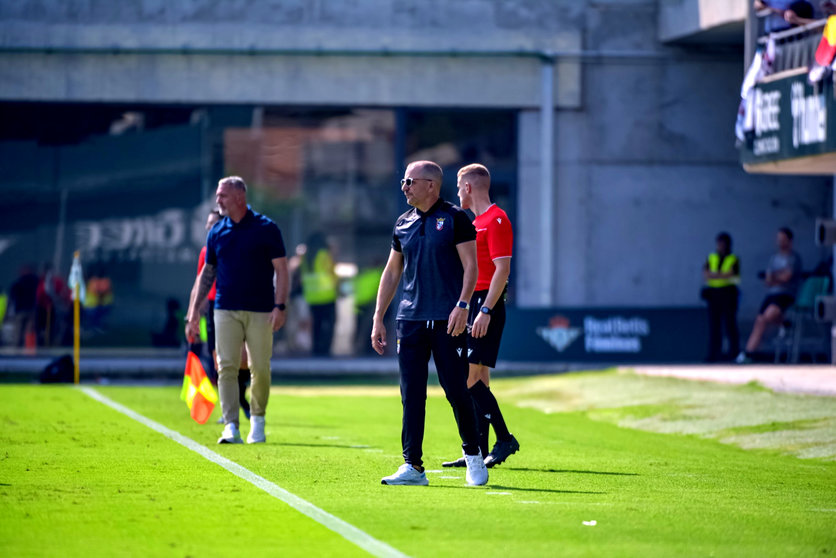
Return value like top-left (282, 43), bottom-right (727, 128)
top-left (481, 306), bottom-right (490, 314)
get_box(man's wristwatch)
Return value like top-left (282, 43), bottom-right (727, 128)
top-left (480, 306), bottom-right (492, 315)
top-left (456, 301), bottom-right (469, 310)
top-left (274, 303), bottom-right (287, 311)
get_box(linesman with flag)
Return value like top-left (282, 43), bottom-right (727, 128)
top-left (186, 176), bottom-right (289, 444)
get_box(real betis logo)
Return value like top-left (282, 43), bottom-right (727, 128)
top-left (536, 315), bottom-right (582, 353)
top-left (436, 217), bottom-right (446, 231)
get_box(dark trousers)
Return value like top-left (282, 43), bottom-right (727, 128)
top-left (397, 319), bottom-right (480, 468)
top-left (310, 302), bottom-right (336, 356)
top-left (705, 286), bottom-right (740, 361)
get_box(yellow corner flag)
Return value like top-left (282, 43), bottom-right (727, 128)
top-left (181, 351), bottom-right (218, 424)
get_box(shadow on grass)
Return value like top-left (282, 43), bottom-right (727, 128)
top-left (276, 441), bottom-right (380, 450)
top-left (431, 484), bottom-right (606, 495)
top-left (271, 423), bottom-right (333, 429)
top-left (504, 467), bottom-right (638, 476)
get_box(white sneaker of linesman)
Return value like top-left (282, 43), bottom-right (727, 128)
top-left (465, 451), bottom-right (489, 486)
top-left (247, 415), bottom-right (266, 444)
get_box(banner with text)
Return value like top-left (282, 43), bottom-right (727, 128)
top-left (499, 307), bottom-right (707, 363)
top-left (740, 72), bottom-right (835, 164)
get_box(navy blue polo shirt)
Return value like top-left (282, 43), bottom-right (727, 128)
top-left (206, 207), bottom-right (286, 312)
top-left (392, 198), bottom-right (476, 321)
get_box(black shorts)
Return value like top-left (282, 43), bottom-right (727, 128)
top-left (760, 293), bottom-right (795, 314)
top-left (466, 289), bottom-right (507, 368)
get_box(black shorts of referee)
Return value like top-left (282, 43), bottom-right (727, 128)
top-left (467, 289), bottom-right (507, 368)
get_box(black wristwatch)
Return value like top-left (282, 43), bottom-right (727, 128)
top-left (480, 306), bottom-right (492, 315)
top-left (456, 300), bottom-right (469, 310)
top-left (274, 303), bottom-right (287, 311)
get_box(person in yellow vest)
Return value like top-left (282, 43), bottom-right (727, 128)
top-left (701, 232), bottom-right (741, 362)
top-left (300, 232), bottom-right (338, 356)
top-left (84, 264), bottom-right (114, 332)
top-left (353, 259), bottom-right (384, 355)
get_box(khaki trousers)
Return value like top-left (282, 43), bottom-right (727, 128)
top-left (214, 309), bottom-right (273, 427)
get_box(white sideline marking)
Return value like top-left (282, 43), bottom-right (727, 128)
top-left (80, 387), bottom-right (408, 558)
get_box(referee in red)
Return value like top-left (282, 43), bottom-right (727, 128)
top-left (444, 163), bottom-right (519, 468)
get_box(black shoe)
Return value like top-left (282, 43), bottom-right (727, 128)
top-left (484, 435), bottom-right (519, 468)
top-left (442, 456), bottom-right (467, 468)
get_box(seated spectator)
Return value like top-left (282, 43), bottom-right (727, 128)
top-left (756, 0), bottom-right (816, 33)
top-left (736, 227), bottom-right (802, 363)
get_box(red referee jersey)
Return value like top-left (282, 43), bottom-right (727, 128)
top-left (473, 204), bottom-right (513, 291)
top-left (197, 246), bottom-right (217, 301)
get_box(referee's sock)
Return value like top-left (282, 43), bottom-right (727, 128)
top-left (468, 380), bottom-right (511, 442)
top-left (477, 413), bottom-right (490, 459)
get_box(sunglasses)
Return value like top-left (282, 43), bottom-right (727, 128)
top-left (400, 177), bottom-right (433, 187)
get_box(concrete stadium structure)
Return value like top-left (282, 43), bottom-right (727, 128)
top-left (0, 0), bottom-right (832, 358)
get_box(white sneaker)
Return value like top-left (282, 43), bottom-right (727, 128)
top-left (218, 423), bottom-right (243, 444)
top-left (735, 352), bottom-right (751, 364)
top-left (465, 451), bottom-right (488, 486)
top-left (381, 464), bottom-right (429, 486)
top-left (247, 415), bottom-right (266, 444)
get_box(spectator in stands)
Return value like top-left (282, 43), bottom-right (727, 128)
top-left (736, 227), bottom-right (802, 363)
top-left (755, 1), bottom-right (817, 33)
top-left (300, 231), bottom-right (338, 356)
top-left (353, 255), bottom-right (385, 356)
top-left (701, 233), bottom-right (741, 362)
top-left (151, 297), bottom-right (183, 347)
top-left (9, 265), bottom-right (39, 348)
top-left (36, 263), bottom-right (72, 346)
top-left (84, 264), bottom-right (113, 332)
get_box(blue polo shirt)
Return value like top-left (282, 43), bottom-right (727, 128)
top-left (392, 198), bottom-right (476, 321)
top-left (206, 207), bottom-right (286, 312)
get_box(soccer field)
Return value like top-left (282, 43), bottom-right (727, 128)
top-left (1, 371), bottom-right (834, 557)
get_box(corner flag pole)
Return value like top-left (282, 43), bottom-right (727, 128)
top-left (73, 279), bottom-right (80, 384)
top-left (68, 251), bottom-right (85, 384)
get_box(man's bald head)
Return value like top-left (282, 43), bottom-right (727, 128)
top-left (407, 160), bottom-right (443, 187)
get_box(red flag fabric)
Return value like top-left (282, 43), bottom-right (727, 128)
top-left (815, 16), bottom-right (836, 67)
top-left (182, 351), bottom-right (217, 424)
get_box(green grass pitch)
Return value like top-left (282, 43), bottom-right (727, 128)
top-left (1, 371), bottom-right (834, 557)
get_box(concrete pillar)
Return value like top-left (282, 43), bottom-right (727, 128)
top-left (540, 58), bottom-right (555, 307)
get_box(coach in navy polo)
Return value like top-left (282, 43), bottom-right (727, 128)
top-left (372, 160), bottom-right (488, 487)
top-left (186, 176), bottom-right (289, 446)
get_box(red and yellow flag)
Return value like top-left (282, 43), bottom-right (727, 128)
top-left (815, 16), bottom-right (836, 66)
top-left (180, 351), bottom-right (218, 424)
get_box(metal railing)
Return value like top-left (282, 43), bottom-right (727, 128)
top-left (757, 18), bottom-right (827, 74)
